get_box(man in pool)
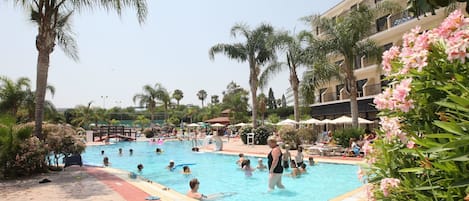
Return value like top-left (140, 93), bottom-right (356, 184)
top-left (187, 178), bottom-right (207, 200)
top-left (166, 160), bottom-right (175, 170)
top-left (267, 136), bottom-right (285, 191)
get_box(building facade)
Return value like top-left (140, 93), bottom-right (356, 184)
top-left (309, 0), bottom-right (455, 122)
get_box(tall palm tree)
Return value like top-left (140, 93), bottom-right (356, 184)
top-left (133, 84), bottom-right (159, 124)
top-left (172, 89), bottom-right (184, 106)
top-left (71, 101), bottom-right (95, 129)
top-left (0, 76), bottom-right (31, 117)
top-left (209, 23), bottom-right (279, 128)
top-left (211, 95), bottom-right (219, 105)
top-left (259, 31), bottom-right (330, 124)
top-left (154, 83), bottom-right (171, 122)
top-left (197, 90), bottom-right (207, 107)
top-left (10, 1), bottom-right (148, 140)
top-left (22, 85), bottom-right (55, 122)
top-left (310, 5), bottom-right (388, 127)
top-left (257, 93), bottom-right (267, 125)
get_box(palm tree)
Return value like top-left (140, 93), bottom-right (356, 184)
top-left (259, 31), bottom-right (330, 124)
top-left (154, 84), bottom-right (171, 122)
top-left (172, 89), bottom-right (184, 106)
top-left (10, 1), bottom-right (148, 140)
top-left (310, 5), bottom-right (388, 127)
top-left (71, 102), bottom-right (95, 129)
top-left (209, 23), bottom-right (279, 128)
top-left (0, 76), bottom-right (31, 117)
top-left (133, 84), bottom-right (159, 124)
top-left (197, 90), bottom-right (207, 107)
top-left (211, 95), bottom-right (219, 105)
top-left (257, 93), bottom-right (267, 125)
top-left (22, 85), bottom-right (56, 122)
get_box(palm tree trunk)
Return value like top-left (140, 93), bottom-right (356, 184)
top-left (34, 48), bottom-right (51, 140)
top-left (288, 54), bottom-right (300, 128)
top-left (345, 59), bottom-right (359, 128)
top-left (250, 62), bottom-right (258, 128)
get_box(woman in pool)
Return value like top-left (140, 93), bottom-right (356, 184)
top-left (241, 159), bottom-right (255, 177)
top-left (282, 148), bottom-right (291, 169)
top-left (187, 178), bottom-right (207, 200)
top-left (267, 137), bottom-right (285, 190)
top-left (288, 160), bottom-right (300, 178)
top-left (236, 153), bottom-right (245, 167)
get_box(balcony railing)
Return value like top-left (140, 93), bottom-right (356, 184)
top-left (390, 10), bottom-right (415, 28)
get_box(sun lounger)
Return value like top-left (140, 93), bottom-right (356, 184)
top-left (64, 154), bottom-right (83, 168)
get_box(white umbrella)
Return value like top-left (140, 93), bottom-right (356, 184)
top-left (358, 117), bottom-right (374, 124)
top-left (234, 122), bottom-right (247, 127)
top-left (276, 119), bottom-right (298, 126)
top-left (211, 123), bottom-right (225, 128)
top-left (331, 116), bottom-right (353, 124)
top-left (317, 119), bottom-right (334, 125)
top-left (187, 123), bottom-right (200, 127)
top-left (299, 118), bottom-right (321, 125)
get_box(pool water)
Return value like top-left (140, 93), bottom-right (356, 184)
top-left (81, 141), bottom-right (362, 201)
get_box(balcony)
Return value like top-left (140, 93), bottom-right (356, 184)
top-left (389, 10), bottom-right (415, 28)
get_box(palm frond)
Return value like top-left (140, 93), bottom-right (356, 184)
top-left (259, 61), bottom-right (286, 90)
top-left (209, 43), bottom-right (247, 62)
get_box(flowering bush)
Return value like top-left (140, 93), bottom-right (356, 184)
top-left (43, 124), bottom-right (86, 167)
top-left (253, 126), bottom-right (273, 145)
top-left (364, 10), bottom-right (469, 200)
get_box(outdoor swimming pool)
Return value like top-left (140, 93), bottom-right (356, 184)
top-left (81, 141), bottom-right (362, 201)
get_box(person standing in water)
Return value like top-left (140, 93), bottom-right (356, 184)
top-left (267, 136), bottom-right (285, 191)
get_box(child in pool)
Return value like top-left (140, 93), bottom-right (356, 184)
top-left (241, 159), bottom-right (255, 177)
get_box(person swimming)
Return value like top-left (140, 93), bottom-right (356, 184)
top-left (182, 165), bottom-right (191, 174)
top-left (241, 159), bottom-right (255, 177)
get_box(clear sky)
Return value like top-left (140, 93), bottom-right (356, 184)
top-left (0, 0), bottom-right (341, 109)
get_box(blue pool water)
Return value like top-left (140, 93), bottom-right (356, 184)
top-left (81, 141), bottom-right (362, 201)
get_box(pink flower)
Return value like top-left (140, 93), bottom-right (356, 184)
top-left (407, 140), bottom-right (416, 149)
top-left (382, 46), bottom-right (400, 75)
top-left (366, 184), bottom-right (376, 201)
top-left (437, 10), bottom-right (466, 38)
top-left (380, 178), bottom-right (400, 197)
top-left (357, 168), bottom-right (364, 181)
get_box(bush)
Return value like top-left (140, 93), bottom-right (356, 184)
top-left (333, 128), bottom-right (364, 148)
top-left (363, 11), bottom-right (469, 200)
top-left (43, 124), bottom-right (86, 167)
top-left (239, 126), bottom-right (253, 144)
top-left (142, 128), bottom-right (155, 138)
top-left (0, 117), bottom-right (48, 179)
top-left (278, 126), bottom-right (299, 149)
top-left (253, 126), bottom-right (273, 145)
top-left (297, 128), bottom-right (318, 144)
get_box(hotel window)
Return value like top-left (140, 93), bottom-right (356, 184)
top-left (354, 55), bottom-right (362, 69)
top-left (336, 84), bottom-right (344, 100)
top-left (356, 79), bottom-right (367, 97)
top-left (319, 88), bottom-right (327, 103)
top-left (376, 15), bottom-right (389, 32)
top-left (383, 43), bottom-right (393, 51)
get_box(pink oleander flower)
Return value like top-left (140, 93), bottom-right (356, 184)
top-left (406, 140), bottom-right (415, 149)
top-left (392, 78), bottom-right (412, 102)
top-left (380, 178), bottom-right (400, 197)
top-left (382, 46), bottom-right (400, 75)
top-left (362, 140), bottom-right (373, 155)
top-left (358, 168), bottom-right (364, 181)
top-left (437, 10), bottom-right (466, 38)
top-left (374, 88), bottom-right (395, 110)
top-left (380, 117), bottom-right (402, 141)
top-left (366, 184), bottom-right (376, 201)
top-left (445, 29), bottom-right (469, 63)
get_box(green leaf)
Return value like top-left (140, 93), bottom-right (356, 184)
top-left (443, 139), bottom-right (469, 149)
top-left (442, 154), bottom-right (469, 162)
top-left (425, 133), bottom-right (457, 139)
top-left (399, 167), bottom-right (424, 173)
top-left (450, 179), bottom-right (469, 188)
top-left (448, 95), bottom-right (469, 108)
top-left (414, 185), bottom-right (441, 190)
top-left (434, 121), bottom-right (465, 136)
top-left (435, 101), bottom-right (469, 113)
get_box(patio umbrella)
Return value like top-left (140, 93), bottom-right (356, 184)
top-left (331, 116), bottom-right (353, 124)
top-left (234, 122), bottom-right (247, 127)
top-left (276, 119), bottom-right (298, 126)
top-left (317, 119), bottom-right (334, 125)
top-left (299, 118), bottom-right (321, 125)
top-left (187, 123), bottom-right (200, 127)
top-left (358, 117), bottom-right (374, 124)
top-left (211, 123), bottom-right (225, 128)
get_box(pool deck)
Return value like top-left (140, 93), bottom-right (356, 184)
top-left (1, 136), bottom-right (367, 201)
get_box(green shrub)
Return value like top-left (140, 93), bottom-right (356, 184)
top-left (333, 128), bottom-right (364, 148)
top-left (239, 126), bottom-right (253, 144)
top-left (253, 126), bottom-right (273, 145)
top-left (297, 127), bottom-right (318, 144)
top-left (363, 11), bottom-right (469, 200)
top-left (43, 124), bottom-right (86, 167)
top-left (279, 126), bottom-right (299, 149)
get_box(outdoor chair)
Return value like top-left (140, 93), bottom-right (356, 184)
top-left (64, 154), bottom-right (83, 168)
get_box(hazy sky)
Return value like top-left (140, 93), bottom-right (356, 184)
top-left (0, 0), bottom-right (341, 109)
